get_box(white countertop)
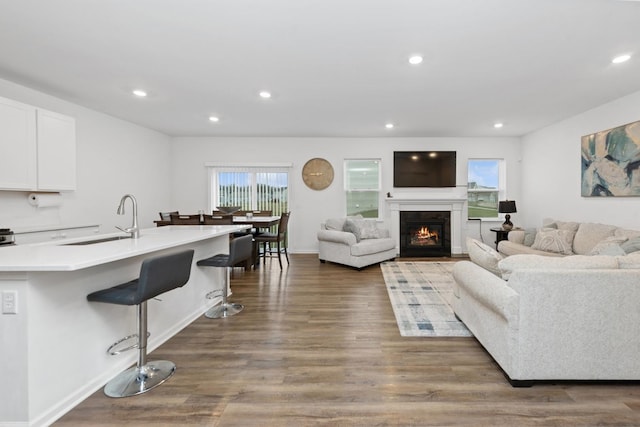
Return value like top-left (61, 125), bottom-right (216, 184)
top-left (11, 223), bottom-right (101, 234)
top-left (0, 225), bottom-right (249, 272)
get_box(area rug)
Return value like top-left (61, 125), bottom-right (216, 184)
top-left (380, 261), bottom-right (472, 337)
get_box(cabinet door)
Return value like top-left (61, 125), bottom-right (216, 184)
top-left (36, 109), bottom-right (76, 191)
top-left (0, 97), bottom-right (37, 190)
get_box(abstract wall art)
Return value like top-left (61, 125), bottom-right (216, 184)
top-left (581, 119), bottom-right (640, 197)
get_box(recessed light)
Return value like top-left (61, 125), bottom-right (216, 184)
top-left (494, 122), bottom-right (504, 129)
top-left (209, 116), bottom-right (220, 122)
top-left (385, 123), bottom-right (395, 129)
top-left (132, 89), bottom-right (147, 97)
top-left (408, 55), bottom-right (423, 65)
top-left (612, 54), bottom-right (631, 64)
top-left (259, 91), bottom-right (272, 99)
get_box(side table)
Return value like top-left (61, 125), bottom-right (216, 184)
top-left (490, 227), bottom-right (510, 250)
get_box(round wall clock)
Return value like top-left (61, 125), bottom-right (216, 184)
top-left (302, 158), bottom-right (334, 190)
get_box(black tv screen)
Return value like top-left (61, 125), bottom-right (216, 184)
top-left (393, 151), bottom-right (456, 188)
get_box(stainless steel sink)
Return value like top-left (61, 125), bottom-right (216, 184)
top-left (62, 236), bottom-right (132, 245)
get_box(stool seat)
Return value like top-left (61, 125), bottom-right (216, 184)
top-left (87, 280), bottom-right (141, 305)
top-left (87, 249), bottom-right (194, 398)
top-left (198, 234), bottom-right (252, 319)
top-left (197, 254), bottom-right (232, 268)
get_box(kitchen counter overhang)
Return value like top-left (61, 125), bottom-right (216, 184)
top-left (0, 224), bottom-right (250, 271)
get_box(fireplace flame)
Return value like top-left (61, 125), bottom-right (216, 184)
top-left (417, 226), bottom-right (439, 240)
top-left (411, 226), bottom-right (440, 246)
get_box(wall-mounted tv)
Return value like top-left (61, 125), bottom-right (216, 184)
top-left (393, 151), bottom-right (456, 188)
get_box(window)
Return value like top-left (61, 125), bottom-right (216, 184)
top-left (207, 164), bottom-right (290, 215)
top-left (344, 159), bottom-right (381, 218)
top-left (467, 159), bottom-right (505, 219)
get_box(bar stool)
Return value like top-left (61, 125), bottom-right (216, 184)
top-left (197, 234), bottom-right (253, 318)
top-left (87, 249), bottom-right (194, 398)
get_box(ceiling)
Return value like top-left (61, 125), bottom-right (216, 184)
top-left (0, 0), bottom-right (638, 138)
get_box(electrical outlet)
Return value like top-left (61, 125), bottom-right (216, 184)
top-left (2, 290), bottom-right (18, 314)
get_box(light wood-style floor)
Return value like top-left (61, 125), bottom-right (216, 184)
top-left (56, 254), bottom-right (640, 426)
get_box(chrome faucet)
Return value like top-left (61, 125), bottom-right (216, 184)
top-left (116, 194), bottom-right (140, 239)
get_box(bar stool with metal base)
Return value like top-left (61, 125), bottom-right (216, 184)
top-left (87, 249), bottom-right (194, 398)
top-left (197, 233), bottom-right (253, 319)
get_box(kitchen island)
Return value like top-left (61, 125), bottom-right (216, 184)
top-left (0, 224), bottom-right (249, 426)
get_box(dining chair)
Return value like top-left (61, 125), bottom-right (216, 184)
top-left (254, 212), bottom-right (291, 269)
top-left (202, 214), bottom-right (232, 225)
top-left (169, 214), bottom-right (201, 225)
top-left (159, 211), bottom-right (178, 221)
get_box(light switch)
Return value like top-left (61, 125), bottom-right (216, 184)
top-left (2, 290), bottom-right (18, 314)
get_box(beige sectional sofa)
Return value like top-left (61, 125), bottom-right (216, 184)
top-left (452, 220), bottom-right (640, 386)
top-left (498, 219), bottom-right (640, 257)
top-left (317, 216), bottom-right (396, 269)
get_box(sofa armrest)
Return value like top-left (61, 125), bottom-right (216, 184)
top-left (452, 261), bottom-right (518, 322)
top-left (317, 229), bottom-right (357, 246)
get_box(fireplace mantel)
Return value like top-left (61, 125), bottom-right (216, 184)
top-left (385, 196), bottom-right (466, 255)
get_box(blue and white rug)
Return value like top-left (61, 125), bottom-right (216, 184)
top-left (380, 261), bottom-right (472, 337)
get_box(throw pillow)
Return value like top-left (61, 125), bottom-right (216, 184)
top-left (359, 219), bottom-right (381, 240)
top-left (523, 228), bottom-right (537, 246)
top-left (343, 217), bottom-right (380, 242)
top-left (588, 236), bottom-right (627, 256)
top-left (530, 228), bottom-right (574, 255)
top-left (621, 236), bottom-right (640, 254)
top-left (343, 218), bottom-right (363, 242)
top-left (466, 237), bottom-right (504, 276)
top-left (325, 217), bottom-right (346, 231)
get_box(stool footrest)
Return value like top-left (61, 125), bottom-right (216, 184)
top-left (107, 332), bottom-right (151, 356)
top-left (205, 290), bottom-right (223, 299)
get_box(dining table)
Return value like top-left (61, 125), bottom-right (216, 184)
top-left (232, 215), bottom-right (280, 229)
top-left (154, 215), bottom-right (280, 229)
top-left (231, 215), bottom-right (281, 268)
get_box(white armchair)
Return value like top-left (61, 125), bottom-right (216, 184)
top-left (317, 216), bottom-right (396, 269)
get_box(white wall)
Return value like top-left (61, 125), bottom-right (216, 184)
top-left (0, 78), bottom-right (172, 236)
top-left (170, 136), bottom-right (522, 253)
top-left (521, 89), bottom-right (640, 229)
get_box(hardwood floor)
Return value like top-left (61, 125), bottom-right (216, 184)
top-left (56, 254), bottom-right (640, 426)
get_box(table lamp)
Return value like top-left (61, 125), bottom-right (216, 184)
top-left (498, 200), bottom-right (517, 231)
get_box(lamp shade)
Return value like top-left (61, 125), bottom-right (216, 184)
top-left (498, 200), bottom-right (517, 214)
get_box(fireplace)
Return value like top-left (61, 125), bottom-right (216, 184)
top-left (400, 211), bottom-right (451, 257)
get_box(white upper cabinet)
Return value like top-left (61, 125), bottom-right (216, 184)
top-left (0, 96), bottom-right (76, 191)
top-left (36, 108), bottom-right (76, 191)
top-left (0, 97), bottom-right (37, 190)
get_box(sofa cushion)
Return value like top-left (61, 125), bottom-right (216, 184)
top-left (617, 252), bottom-right (640, 269)
top-left (467, 238), bottom-right (504, 276)
top-left (498, 254), bottom-right (619, 280)
top-left (498, 240), bottom-right (565, 257)
top-left (350, 237), bottom-right (395, 256)
top-left (615, 228), bottom-right (640, 240)
top-left (530, 228), bottom-right (574, 255)
top-left (573, 222), bottom-right (618, 255)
